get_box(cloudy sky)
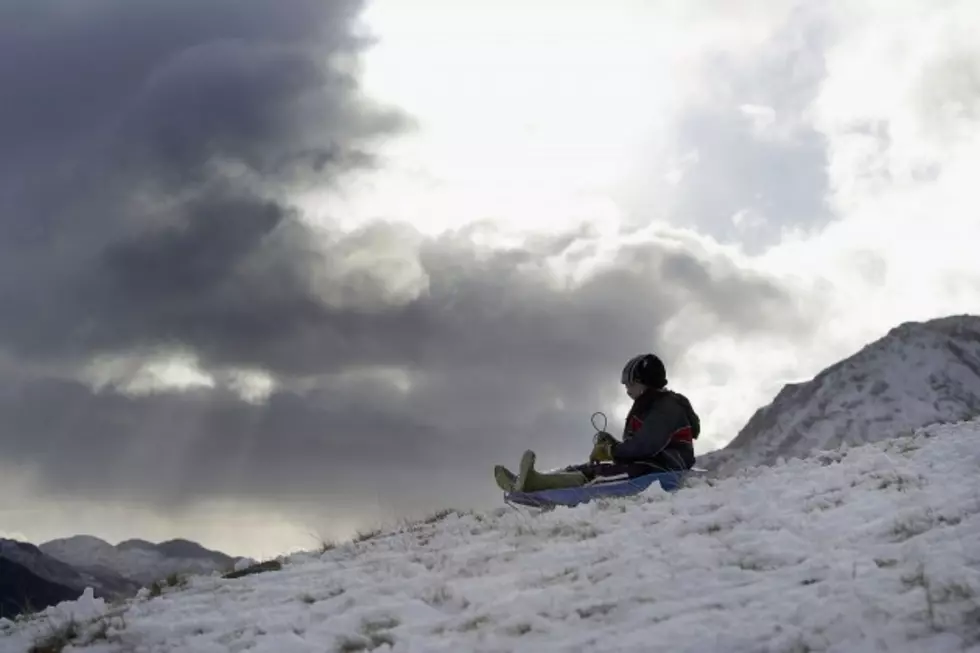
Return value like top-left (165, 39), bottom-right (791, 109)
top-left (2, 0), bottom-right (978, 559)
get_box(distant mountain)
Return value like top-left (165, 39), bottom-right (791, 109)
top-left (114, 538), bottom-right (156, 551)
top-left (119, 537), bottom-right (236, 566)
top-left (0, 533), bottom-right (243, 618)
top-left (40, 535), bottom-right (240, 586)
top-left (0, 555), bottom-right (78, 620)
top-left (0, 538), bottom-right (138, 619)
top-left (701, 314), bottom-right (980, 476)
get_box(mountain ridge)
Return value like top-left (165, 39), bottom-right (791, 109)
top-left (0, 534), bottom-right (243, 619)
top-left (700, 314), bottom-right (980, 475)
top-left (39, 534), bottom-right (240, 586)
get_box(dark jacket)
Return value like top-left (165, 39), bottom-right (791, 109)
top-left (610, 389), bottom-right (699, 470)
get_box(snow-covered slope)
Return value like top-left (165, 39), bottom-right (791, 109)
top-left (39, 535), bottom-right (239, 587)
top-left (702, 314), bottom-right (980, 476)
top-left (5, 418), bottom-right (979, 652)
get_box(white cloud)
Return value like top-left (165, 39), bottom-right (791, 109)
top-left (771, 0), bottom-right (980, 310)
top-left (731, 208), bottom-right (766, 231)
top-left (665, 150), bottom-right (700, 186)
top-left (82, 351), bottom-right (215, 396)
top-left (813, 0), bottom-right (980, 210)
top-left (343, 0), bottom-right (800, 240)
top-left (341, 0), bottom-right (980, 455)
top-left (679, 0), bottom-right (980, 449)
top-left (739, 103), bottom-right (777, 135)
top-left (222, 369), bottom-right (278, 404)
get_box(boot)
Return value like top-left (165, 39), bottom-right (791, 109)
top-left (494, 465), bottom-right (517, 492)
top-left (514, 450), bottom-right (587, 492)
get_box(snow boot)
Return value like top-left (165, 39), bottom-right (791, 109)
top-left (514, 450), bottom-right (587, 492)
top-left (494, 465), bottom-right (518, 492)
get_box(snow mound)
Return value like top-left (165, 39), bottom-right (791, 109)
top-left (704, 314), bottom-right (980, 475)
top-left (5, 418), bottom-right (980, 652)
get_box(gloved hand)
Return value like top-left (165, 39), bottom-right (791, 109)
top-left (589, 441), bottom-right (613, 463)
top-left (593, 431), bottom-right (618, 445)
top-left (589, 431), bottom-right (618, 463)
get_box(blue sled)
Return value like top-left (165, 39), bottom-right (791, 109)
top-left (503, 469), bottom-right (688, 509)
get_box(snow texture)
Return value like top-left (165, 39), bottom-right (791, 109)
top-left (703, 315), bottom-right (980, 476)
top-left (3, 418), bottom-right (979, 653)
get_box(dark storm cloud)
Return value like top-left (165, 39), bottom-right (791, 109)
top-left (0, 225), bottom-right (814, 516)
top-left (87, 221), bottom-right (805, 378)
top-left (0, 0), bottom-right (819, 521)
top-left (0, 0), bottom-right (406, 365)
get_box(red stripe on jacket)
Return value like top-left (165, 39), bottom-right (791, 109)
top-left (670, 425), bottom-right (694, 444)
top-left (627, 418), bottom-right (693, 445)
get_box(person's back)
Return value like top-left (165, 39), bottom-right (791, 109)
top-left (616, 387), bottom-right (699, 472)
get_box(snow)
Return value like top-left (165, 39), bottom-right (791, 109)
top-left (233, 557), bottom-right (258, 572)
top-left (3, 418), bottom-right (980, 653)
top-left (705, 315), bottom-right (980, 475)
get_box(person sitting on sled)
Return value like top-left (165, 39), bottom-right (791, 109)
top-left (494, 353), bottom-right (700, 493)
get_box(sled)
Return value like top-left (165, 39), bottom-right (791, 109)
top-left (503, 468), bottom-right (694, 510)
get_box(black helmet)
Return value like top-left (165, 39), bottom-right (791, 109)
top-left (621, 353), bottom-right (667, 388)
